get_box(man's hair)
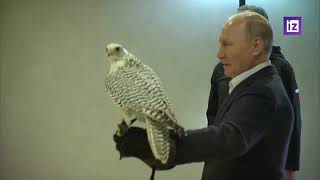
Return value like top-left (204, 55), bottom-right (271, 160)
top-left (237, 5), bottom-right (269, 21)
top-left (238, 12), bottom-right (273, 57)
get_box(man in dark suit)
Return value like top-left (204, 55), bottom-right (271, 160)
top-left (114, 11), bottom-right (294, 180)
top-left (207, 5), bottom-right (301, 180)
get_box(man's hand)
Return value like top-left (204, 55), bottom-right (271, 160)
top-left (113, 122), bottom-right (177, 170)
top-left (284, 169), bottom-right (295, 180)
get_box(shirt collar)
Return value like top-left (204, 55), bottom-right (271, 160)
top-left (229, 60), bottom-right (271, 94)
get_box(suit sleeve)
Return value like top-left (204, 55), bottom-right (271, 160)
top-left (281, 63), bottom-right (301, 171)
top-left (174, 93), bottom-right (275, 164)
top-left (206, 63), bottom-right (221, 125)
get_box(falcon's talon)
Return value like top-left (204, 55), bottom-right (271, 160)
top-left (116, 127), bottom-right (122, 136)
top-left (130, 118), bottom-right (137, 125)
top-left (117, 121), bottom-right (129, 136)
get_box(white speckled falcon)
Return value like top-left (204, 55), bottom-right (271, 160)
top-left (105, 43), bottom-right (185, 164)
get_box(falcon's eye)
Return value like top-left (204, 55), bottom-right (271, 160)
top-left (115, 47), bottom-right (120, 52)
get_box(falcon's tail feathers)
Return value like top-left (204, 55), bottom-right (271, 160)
top-left (145, 117), bottom-right (170, 164)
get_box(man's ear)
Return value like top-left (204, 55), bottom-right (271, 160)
top-left (251, 37), bottom-right (264, 56)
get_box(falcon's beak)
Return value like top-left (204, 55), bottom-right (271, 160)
top-left (106, 48), bottom-right (109, 56)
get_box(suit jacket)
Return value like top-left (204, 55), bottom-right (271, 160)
top-left (206, 46), bottom-right (301, 171)
top-left (175, 66), bottom-right (294, 180)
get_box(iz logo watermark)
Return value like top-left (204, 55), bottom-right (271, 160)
top-left (283, 17), bottom-right (302, 35)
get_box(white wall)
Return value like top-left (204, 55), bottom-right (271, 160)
top-left (0, 0), bottom-right (319, 180)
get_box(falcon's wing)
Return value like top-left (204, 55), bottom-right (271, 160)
top-left (105, 66), bottom-right (170, 121)
top-left (135, 62), bottom-right (177, 122)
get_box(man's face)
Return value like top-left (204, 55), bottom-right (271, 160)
top-left (217, 21), bottom-right (254, 78)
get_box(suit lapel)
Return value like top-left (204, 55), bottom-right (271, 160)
top-left (214, 66), bottom-right (277, 124)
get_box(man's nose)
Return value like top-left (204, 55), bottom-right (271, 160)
top-left (217, 46), bottom-right (225, 60)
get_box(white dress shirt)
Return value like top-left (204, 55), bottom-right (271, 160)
top-left (229, 60), bottom-right (272, 94)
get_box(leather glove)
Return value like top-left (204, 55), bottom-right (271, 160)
top-left (113, 121), bottom-right (177, 170)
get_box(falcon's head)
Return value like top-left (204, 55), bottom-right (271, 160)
top-left (106, 43), bottom-right (128, 62)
